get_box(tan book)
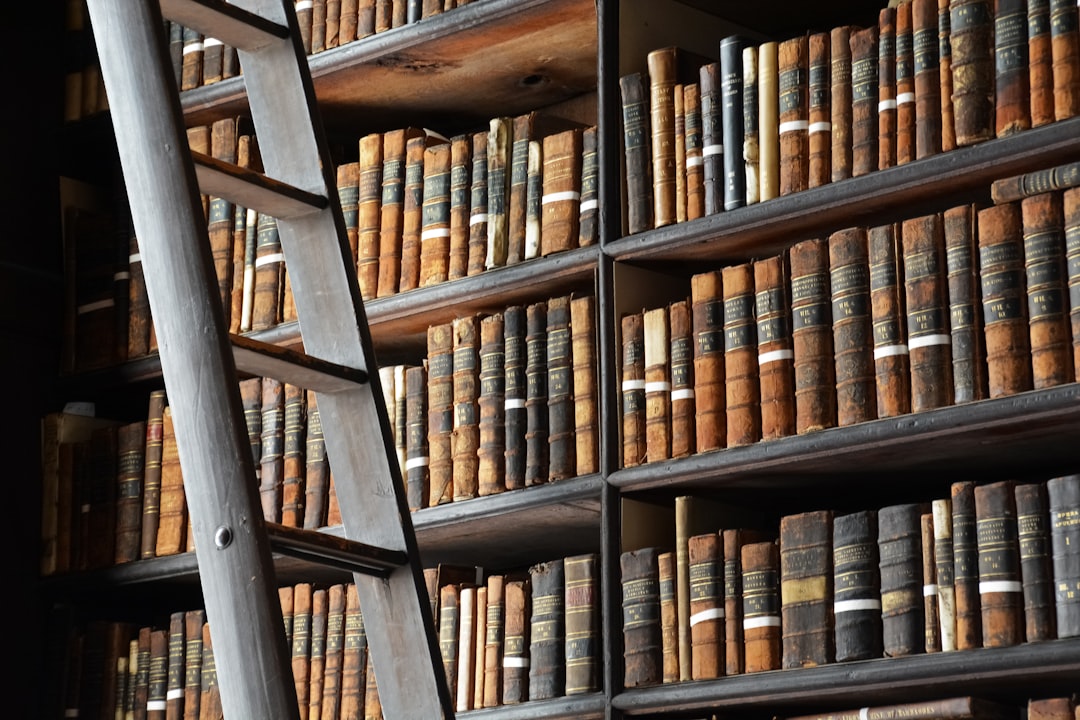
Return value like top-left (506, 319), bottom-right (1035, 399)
top-left (869, 222), bottom-right (912, 417)
top-left (419, 142), bottom-right (452, 288)
top-left (308, 587), bottom-right (328, 720)
top-left (448, 133), bottom-right (472, 280)
top-left (477, 313), bottom-right (505, 497)
top-left (251, 211), bottom-right (283, 331)
top-left (684, 86), bottom-right (705, 220)
top-left (724, 263), bottom-right (761, 447)
top-left (758, 41), bottom-right (780, 202)
top-left (541, 128), bottom-right (583, 257)
top-left (669, 299), bottom-right (695, 458)
top-left (790, 237), bottom-right (837, 433)
top-left (851, 26), bottom-right (880, 177)
top-left (878, 7), bottom-right (898, 170)
top-left (995, 0), bottom-right (1032, 137)
top-left (486, 117), bottom-right (512, 270)
top-left (451, 315), bottom-right (481, 501)
top-left (896, 1), bottom-right (916, 164)
top-left (377, 127), bottom-right (424, 297)
top-left (155, 406), bottom-right (187, 558)
top-left (571, 295), bottom-right (599, 477)
top-left (399, 132), bottom-right (446, 292)
top-left (427, 322), bottom-right (455, 505)
top-left (357, 132), bottom-right (383, 300)
top-left (778, 34), bottom-right (810, 196)
top-left (755, 255), bottom-right (796, 440)
top-left (320, 585), bottom-right (346, 720)
top-left (831, 26), bottom-right (855, 182)
top-left (913, 0), bottom-right (944, 159)
top-left (472, 586), bottom-right (487, 709)
top-left (621, 312), bottom-right (647, 467)
top-left (357, 0), bottom-right (375, 37)
top-left (337, 161), bottom-right (361, 272)
top-left (939, 0), bottom-right (958, 150)
top-left (1051, 0), bottom-right (1080, 120)
top-left (340, 585), bottom-right (367, 720)
top-left (950, 0), bottom-right (995, 145)
top-left (501, 579), bottom-right (530, 703)
top-left (1022, 192), bottom-right (1074, 388)
top-left (808, 32), bottom-right (831, 188)
top-left (644, 306), bottom-right (671, 463)
top-left (901, 212), bottom-right (954, 412)
top-left (482, 574), bottom-right (504, 707)
top-left (648, 47), bottom-right (679, 227)
top-left (659, 550), bottom-right (680, 683)
top-left (691, 271), bottom-right (725, 452)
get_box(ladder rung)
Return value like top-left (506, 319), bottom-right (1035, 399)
top-left (230, 334), bottom-right (369, 393)
top-left (265, 523), bottom-right (407, 578)
top-left (160, 0), bottom-right (289, 52)
top-left (192, 151), bottom-right (329, 219)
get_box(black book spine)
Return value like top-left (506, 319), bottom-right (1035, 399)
top-left (525, 302), bottom-right (549, 486)
top-left (1047, 475), bottom-right (1080, 638)
top-left (720, 37), bottom-right (747, 211)
top-left (1015, 481), bottom-right (1056, 642)
top-left (833, 510), bottom-right (884, 661)
top-left (878, 503), bottom-right (925, 657)
top-left (504, 306), bottom-right (527, 490)
top-left (529, 559), bottom-right (566, 700)
top-left (700, 63), bottom-right (725, 216)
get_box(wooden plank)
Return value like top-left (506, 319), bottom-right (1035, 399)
top-left (264, 523), bottom-right (405, 577)
top-left (160, 0), bottom-right (288, 51)
top-left (229, 334), bottom-right (367, 393)
top-left (192, 151), bottom-right (327, 219)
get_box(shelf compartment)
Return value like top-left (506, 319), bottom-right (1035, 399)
top-left (605, 117), bottom-right (1080, 265)
top-left (613, 638), bottom-right (1080, 715)
top-left (181, 0), bottom-right (598, 131)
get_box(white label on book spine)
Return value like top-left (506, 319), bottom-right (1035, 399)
top-left (860, 708), bottom-right (871, 720)
top-left (167, 689), bottom-right (184, 700)
top-left (504, 398), bottom-right (527, 410)
top-left (129, 253), bottom-right (141, 264)
top-left (113, 271), bottom-right (130, 281)
top-left (296, 0), bottom-right (314, 10)
top-left (405, 456), bottom-right (430, 471)
top-left (834, 598), bottom-right (882, 613)
top-left (502, 657), bottom-right (530, 668)
top-left (743, 615), bottom-right (781, 630)
top-left (183, 42), bottom-right (204, 55)
top-left (469, 213), bottom-right (488, 227)
top-left (686, 155), bottom-right (704, 168)
top-left (979, 580), bottom-right (1022, 594)
top-left (255, 252), bottom-right (285, 268)
top-left (923, 583), bottom-right (939, 597)
top-left (78, 298), bottom-right (115, 314)
top-left (689, 607), bottom-right (725, 626)
top-left (621, 379), bottom-right (646, 392)
top-left (702, 144), bottom-right (724, 157)
top-left (897, 92), bottom-right (915, 105)
top-left (542, 191), bottom-right (581, 205)
top-left (758, 348), bottom-right (794, 365)
top-left (203, 37), bottom-right (223, 48)
top-left (878, 99), bottom-right (898, 112)
top-left (420, 228), bottom-right (451, 241)
top-left (874, 343), bottom-right (909, 359)
top-left (670, 388), bottom-right (695, 402)
top-left (579, 199), bottom-right (599, 212)
top-left (908, 333), bottom-right (950, 350)
top-left (779, 120), bottom-right (810, 134)
top-left (146, 701), bottom-right (167, 712)
top-left (809, 121), bottom-right (832, 134)
top-left (645, 381), bottom-right (671, 393)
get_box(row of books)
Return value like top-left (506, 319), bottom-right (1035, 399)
top-left (620, 476), bottom-right (1079, 688)
top-left (620, 180), bottom-right (1079, 467)
top-left (620, 0), bottom-right (1080, 234)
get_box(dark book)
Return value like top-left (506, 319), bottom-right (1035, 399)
top-left (183, 610), bottom-right (204, 720)
top-left (114, 420), bottom-right (146, 564)
top-left (579, 126), bottom-right (600, 245)
top-left (303, 390), bottom-right (329, 528)
top-left (742, 540), bottom-right (781, 673)
top-left (851, 26), bottom-right (880, 177)
top-left (378, 128), bottom-right (424, 297)
top-left (478, 314), bottom-right (506, 496)
top-left (869, 222), bottom-right (912, 417)
top-left (896, 1), bottom-right (916, 164)
top-left (547, 296), bottom-right (575, 480)
top-left (781, 510), bottom-right (834, 668)
top-left (688, 532), bottom-right (724, 680)
top-left (644, 306), bottom-right (671, 463)
top-left (790, 238), bottom-right (837, 433)
top-left (1051, 0), bottom-right (1080, 121)
top-left (990, 161), bottom-right (1080, 203)
top-left (622, 311), bottom-right (647, 467)
top-left (833, 509), bottom-right (884, 661)
top-left (166, 611), bottom-right (185, 720)
top-left (659, 550), bottom-right (679, 683)
top-left (975, 480), bottom-right (1024, 647)
top-left (525, 301), bottom-right (549, 485)
top-left (720, 37), bottom-right (747, 210)
top-left (503, 305), bottom-right (527, 489)
top-left (448, 133), bottom-right (472, 280)
top-left (451, 315), bottom-right (481, 501)
top-left (921, 512), bottom-right (941, 652)
top-left (691, 271), bottom-right (726, 452)
top-left (878, 6), bottom-right (898, 170)
top-left (829, 227), bottom-right (877, 425)
top-left (724, 263), bottom-right (761, 447)
top-left (419, 142), bottom-right (452, 288)
top-left (541, 128), bottom-right (584, 257)
top-left (281, 383), bottom-right (306, 528)
top-left (1047, 475), bottom-right (1080, 637)
top-left (831, 25), bottom-right (856, 182)
top-left (571, 295), bottom-right (600, 477)
top-left (83, 426), bottom-right (121, 570)
top-left (902, 212), bottom-right (954, 412)
top-left (1022, 191), bottom-right (1074, 388)
top-left (699, 62), bottom-right (725, 216)
top-left (1015, 481), bottom-right (1057, 641)
top-left (564, 553), bottom-right (600, 695)
top-left (502, 578), bottom-right (531, 703)
top-left (258, 377), bottom-right (285, 524)
top-left (128, 230), bottom-right (152, 358)
top-left (996, 0), bottom-right (1032, 136)
top-left (467, 130), bottom-right (489, 276)
top-left (952, 481), bottom-right (983, 649)
top-left (755, 254), bottom-right (796, 440)
top-left (944, 204), bottom-right (987, 403)
top-left (357, 0), bottom-right (376, 37)
top-left (669, 299), bottom-right (695, 458)
top-left (808, 32), bottom-right (831, 188)
top-left (913, 0), bottom-right (944, 158)
top-left (684, 86), bottom-right (705, 220)
top-left (1030, 0), bottom-right (1055, 126)
top-left (949, 0), bottom-right (995, 145)
top-left (621, 73), bottom-right (654, 233)
top-left (878, 502), bottom-right (925, 657)
top-left (621, 547), bottom-right (663, 688)
top-left (427, 322), bottom-right (454, 505)
top-left (141, 390), bottom-right (167, 560)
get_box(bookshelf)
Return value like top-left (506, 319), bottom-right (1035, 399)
top-left (35, 0), bottom-right (1080, 719)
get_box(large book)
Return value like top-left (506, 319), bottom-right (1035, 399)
top-left (699, 62), bottom-right (725, 216)
top-left (427, 322), bottom-right (455, 506)
top-left (878, 6), bottom-right (898, 170)
top-left (281, 383), bottom-right (306, 528)
top-left (377, 127), bottom-right (424, 297)
top-left (620, 73), bottom-right (654, 233)
top-left (974, 480), bottom-right (1024, 647)
top-left (742, 540), bottom-right (781, 673)
top-left (831, 25), bottom-right (855, 182)
top-left (571, 295), bottom-right (599, 477)
top-left (833, 509), bottom-right (884, 661)
top-left (621, 547), bottom-right (663, 688)
top-left (755, 254), bottom-right (796, 440)
top-left (995, 0), bottom-right (1032, 136)
top-left (1022, 191), bottom-right (1074, 388)
top-left (944, 204), bottom-right (987, 403)
top-left (949, 0), bottom-right (995, 145)
top-left (1047, 475), bottom-right (1080, 637)
top-left (467, 129), bottom-right (489, 276)
top-left (482, 574), bottom-right (504, 707)
top-left (921, 512), bottom-right (941, 652)
top-left (502, 578), bottom-right (531, 703)
top-left (951, 480), bottom-right (983, 649)
top-left (878, 502), bottom-right (925, 657)
top-left (114, 421), bottom-right (146, 565)
top-left (547, 296), bottom-right (576, 481)
top-left (525, 301), bottom-right (550, 485)
top-left (687, 532), bottom-right (724, 680)
top-left (669, 299), bottom-right (695, 458)
top-left (304, 390), bottom-right (330, 528)
top-left (869, 222), bottom-right (912, 417)
top-left (896, 1), bottom-right (916, 164)
top-left (503, 305), bottom-right (527, 490)
top-left (851, 26), bottom-right (880, 177)
top-left (478, 314), bottom-right (506, 497)
top-left (659, 550), bottom-right (679, 683)
top-left (451, 315), bottom-right (481, 501)
top-left (155, 407), bottom-right (187, 558)
top-left (419, 142), bottom-right (452, 288)
top-left (720, 37), bottom-right (747, 210)
top-left (648, 47), bottom-right (679, 228)
top-left (621, 311), bottom-right (647, 467)
top-left (691, 271), bottom-right (726, 452)
top-left (1051, 0), bottom-right (1080, 120)
top-left (758, 42), bottom-right (780, 202)
top-left (932, 498), bottom-right (958, 651)
top-left (541, 128), bottom-right (583, 257)
top-left (1030, 0), bottom-right (1055, 126)
top-left (1014, 481), bottom-right (1056, 641)
top-left (644, 306), bottom-right (671, 463)
top-left (902, 212), bottom-right (954, 412)
top-left (913, 0), bottom-right (944, 158)
top-left (448, 133), bottom-right (472, 280)
top-left (723, 262), bottom-right (761, 447)
top-left (780, 510), bottom-right (834, 668)
top-left (140, 390), bottom-right (167, 560)
top-left (743, 44), bottom-right (761, 206)
top-left (829, 227), bottom-right (877, 426)
top-left (808, 32), bottom-right (831, 188)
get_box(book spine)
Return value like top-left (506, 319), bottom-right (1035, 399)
top-left (467, 130), bottom-right (489, 276)
top-left (720, 38), bottom-right (747, 211)
top-left (808, 33), bottom-right (831, 188)
top-left (758, 42), bottom-right (780, 202)
top-left (529, 559), bottom-right (564, 700)
top-left (340, 0), bottom-right (358, 41)
top-left (723, 529), bottom-right (745, 675)
top-left (398, 136), bottom-right (425, 291)
top-left (790, 238), bottom-right (837, 433)
top-left (564, 553), bottom-right (599, 695)
top-left (675, 83), bottom-right (687, 223)
top-left (779, 35), bottom-right (810, 196)
top-left (755, 255), bottom-right (796, 440)
top-left (484, 117), bottom-right (510, 269)
top-left (1030, 698), bottom-right (1080, 720)
top-left (833, 510), bottom-right (883, 661)
top-left (405, 365), bottom-right (429, 511)
top-left (292, 583), bottom-right (313, 717)
top-left (1047, 475), bottom-right (1080, 637)
top-left (165, 612), bottom-right (184, 720)
top-left (649, 48), bottom-right (678, 228)
top-left (684, 86), bottom-right (705, 220)
top-left (1015, 481), bottom-right (1056, 641)
top-left (781, 510), bottom-right (834, 668)
top-left (870, 223), bottom-right (912, 416)
top-left (851, 26), bottom-right (880, 177)
top-left (997, 0), bottom-right (1033, 136)
top-left (878, 503), bottom-right (926, 657)
top-left (978, 202), bottom-right (1035, 397)
top-left (571, 296), bottom-right (599, 477)
top-left (308, 588), bottom-right (328, 720)
top-left (503, 306), bottom-right (527, 489)
top-left (419, 143), bottom-right (451, 288)
top-left (621, 312), bottom-right (647, 467)
top-left (831, 26), bottom-right (855, 182)
top-left (363, 648), bottom-right (382, 720)
top-left (156, 408), bottom-right (187, 557)
top-left (507, 113), bottom-right (534, 264)
top-left (902, 212), bottom-right (954, 412)
top-left (199, 622), bottom-right (222, 720)
top-left (621, 73), bottom-right (654, 233)
top-left (659, 551), bottom-right (679, 683)
top-left (128, 231), bottom-right (151, 358)
top-left (688, 532), bottom-right (724, 680)
top-left (427, 322), bottom-right (454, 505)
top-left (897, 0), bottom-right (917, 164)
top-left (525, 302), bottom-right (550, 486)
top-left (621, 547), bottom-right (663, 688)
top-left (251, 214), bottom-right (282, 331)
top-left (258, 377), bottom-right (284, 524)
top-left (312, 0), bottom-right (327, 52)
top-left (376, 130), bottom-right (407, 297)
top-left (669, 299), bottom-right (696, 458)
top-left (147, 630), bottom-right (168, 720)
top-left (180, 26), bottom-right (204, 91)
top-left (944, 204), bottom-right (987, 403)
top-left (281, 383), bottom-right (306, 528)
top-left (547, 296), bottom-right (575, 481)
top-left (1023, 191), bottom-right (1074, 388)
top-left (140, 392), bottom-right (165, 560)
top-left (975, 480), bottom-right (1024, 647)
top-left (990, 162), bottom-right (1080, 203)
top-left (724, 263), bottom-right (761, 447)
top-left (914, 0), bottom-right (944, 158)
top-left (1029, 0), bottom-right (1055, 126)
top-left (1051, 0), bottom-right (1080, 120)
top-left (644, 306), bottom-right (672, 463)
top-left (829, 228), bottom-right (878, 425)
top-left (541, 129), bottom-right (584, 257)
top-left (932, 498), bottom-right (958, 651)
top-left (448, 134), bottom-right (472, 281)
top-left (357, 132), bottom-right (383, 300)
top-left (455, 585), bottom-right (476, 712)
top-left (114, 421), bottom-right (146, 565)
top-left (699, 63), bottom-right (725, 216)
top-left (478, 314), bottom-right (506, 496)
top-left (439, 583), bottom-right (461, 706)
top-left (525, 140), bottom-right (542, 260)
top-left (483, 575), bottom-right (504, 707)
top-left (473, 584), bottom-right (487, 709)
top-left (879, 7), bottom-right (898, 170)
top-left (207, 119), bottom-right (237, 328)
top-left (952, 481), bottom-right (984, 649)
top-left (921, 512), bottom-right (941, 652)
top-left (1067, 188), bottom-right (1080, 379)
top-left (303, 390), bottom-right (329, 527)
top-left (340, 585), bottom-right (367, 720)
top-left (338, 161), bottom-right (361, 271)
top-left (950, 0), bottom-right (995, 145)
top-left (742, 540), bottom-right (781, 673)
top-left (502, 579), bottom-right (531, 703)
top-left (321, 585), bottom-right (345, 720)
top-left (691, 271), bottom-right (726, 452)
top-left (452, 315), bottom-right (480, 501)
top-left (183, 610), bottom-right (204, 720)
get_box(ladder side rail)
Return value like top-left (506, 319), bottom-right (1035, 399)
top-left (231, 1), bottom-right (455, 716)
top-left (83, 2), bottom-right (299, 719)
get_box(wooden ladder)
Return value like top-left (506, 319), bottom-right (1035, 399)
top-left (82, 1), bottom-right (455, 717)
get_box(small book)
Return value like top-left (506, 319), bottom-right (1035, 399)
top-left (320, 584), bottom-right (346, 720)
top-left (932, 498), bottom-right (958, 651)
top-left (621, 547), bottom-right (663, 688)
top-left (742, 540), bottom-right (781, 673)
top-left (850, 26), bottom-right (880, 177)
top-left (1050, 0), bottom-right (1080, 122)
top-left (427, 322), bottom-right (455, 506)
top-left (571, 295), bottom-right (600, 477)
top-left (114, 420), bottom-right (146, 565)
top-left (258, 377), bottom-right (285, 524)
top-left (699, 62), bottom-right (725, 216)
top-left (901, 212), bottom-right (954, 412)
top-left (451, 315), bottom-right (481, 501)
top-left (921, 512), bottom-right (941, 652)
top-left (1047, 475), bottom-right (1080, 637)
top-left (780, 510), bottom-right (834, 668)
top-left (565, 553), bottom-right (600, 695)
top-left (1029, 0), bottom-right (1055, 127)
top-left (540, 128), bottom-right (584, 257)
top-left (869, 222), bottom-right (912, 417)
top-left (878, 6), bottom-right (898, 170)
top-left (525, 301), bottom-right (550, 486)
top-left (778, 34), bottom-right (810, 196)
top-left (156, 407), bottom-right (187, 557)
top-left (995, 0), bottom-right (1032, 137)
top-left (419, 143), bottom-right (452, 288)
top-left (482, 574), bottom-right (504, 707)
top-left (659, 550), bottom-right (679, 683)
top-left (757, 42), bottom-right (780, 202)
top-left (486, 117), bottom-right (512, 268)
top-left (755, 254), bottom-right (796, 440)
top-left (281, 383), bottom-right (306, 528)
top-left (833, 509), bottom-right (883, 662)
top-left (951, 480), bottom-right (983, 649)
top-left (974, 480), bottom-right (1024, 647)
top-left (684, 85), bottom-right (705, 220)
top-left (547, 296), bottom-right (575, 481)
top-left (378, 127), bottom-right (425, 297)
top-left (448, 133), bottom-right (472, 280)
top-left (467, 130), bottom-right (489, 276)
top-left (829, 227), bottom-right (877, 426)
top-left (949, 0), bottom-right (995, 145)
top-left (1022, 191), bottom-right (1074, 388)
top-left (831, 25), bottom-right (855, 182)
top-left (1014, 481), bottom-right (1056, 642)
top-left (944, 204), bottom-right (986, 403)
top-left (687, 532), bottom-right (724, 680)
top-left (724, 263), bottom-right (761, 447)
top-left (620, 73), bottom-right (654, 233)
top-left (303, 390), bottom-right (330, 527)
top-left (669, 299), bottom-right (695, 459)
top-left (140, 390), bottom-right (167, 560)
top-left (878, 502), bottom-right (926, 657)
top-left (896, 1), bottom-right (916, 165)
top-left (524, 142), bottom-right (542, 260)
top-left (502, 579), bottom-right (531, 703)
top-left (912, 0), bottom-right (943, 159)
top-left (720, 37), bottom-right (747, 210)
top-left (579, 126), bottom-right (600, 245)
top-left (691, 271), bottom-right (726, 452)
top-left (503, 306), bottom-right (527, 490)
top-left (644, 306), bottom-right (671, 463)
top-left (478, 314), bottom-right (506, 496)
top-left (621, 311), bottom-right (647, 467)
top-left (808, 32), bottom-right (831, 188)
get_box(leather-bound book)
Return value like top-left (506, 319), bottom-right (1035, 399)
top-left (1051, 0), bottom-right (1080, 120)
top-left (1023, 192), bottom-right (1074, 388)
top-left (622, 311), bottom-right (647, 467)
top-left (134, 625), bottom-right (152, 719)
top-left (337, 161), bottom-right (360, 269)
top-left (340, 585), bottom-right (368, 720)
top-left (467, 130), bottom-right (489, 276)
top-left (781, 510), bottom-right (834, 668)
top-left (312, 0), bottom-right (327, 52)
top-left (648, 48), bottom-right (679, 227)
top-left (990, 162), bottom-right (1080, 203)
top-left (114, 420), bottom-right (146, 565)
top-left (321, 585), bottom-right (346, 720)
top-left (427, 322), bottom-right (455, 505)
top-left (478, 314), bottom-right (506, 496)
top-left (579, 126), bottom-right (600, 245)
top-left (975, 480), bottom-right (1024, 647)
top-left (921, 512), bottom-right (941, 651)
top-left (621, 547), bottom-right (663, 688)
top-left (939, 0), bottom-right (958, 151)
top-left (1030, 698), bottom-right (1079, 720)
top-left (207, 119), bottom-right (237, 324)
top-left (913, 0), bottom-right (944, 158)
top-left (699, 62), bottom-right (725, 216)
top-left (482, 574), bottom-right (504, 707)
top-left (851, 26), bottom-right (880, 177)
top-left (685, 85), bottom-right (705, 220)
top-left (504, 306), bottom-right (527, 489)
top-left (879, 7), bottom-right (898, 170)
top-left (1029, 0), bottom-right (1055, 126)
top-left (1015, 481), bottom-right (1056, 641)
top-left (400, 133), bottom-right (433, 291)
top-left (363, 650), bottom-right (382, 720)
top-left (507, 112), bottom-right (536, 263)
top-left (755, 255), bottom-right (796, 440)
top-left (742, 540), bottom-right (781, 673)
top-left (944, 205), bottom-right (987, 403)
top-left (281, 383), bottom-right (306, 528)
top-left (180, 26), bottom-right (204, 91)
top-left (202, 34), bottom-right (223, 86)
top-left (340, 0), bottom-right (357, 42)
top-left (472, 586), bottom-right (487, 709)
top-left (167, 22), bottom-right (184, 88)
top-left (357, 0), bottom-right (375, 36)
top-left (951, 481), bottom-right (983, 649)
top-left (183, 610), bottom-right (204, 720)
top-left (720, 37), bottom-right (747, 210)
top-left (724, 263), bottom-right (761, 446)
top-left (1047, 475), bottom-right (1080, 637)
top-left (486, 116), bottom-right (512, 268)
top-left (949, 0), bottom-right (995, 145)
top-left (675, 84), bottom-right (687, 223)
top-left (451, 315), bottom-right (481, 501)
top-left (790, 238), bottom-right (837, 433)
top-left (375, 0), bottom-right (392, 32)
top-left (547, 296), bottom-right (575, 481)
top-left (252, 212), bottom-right (283, 331)
top-left (525, 141), bottom-right (542, 260)
top-left (688, 532), bottom-right (724, 680)
top-left (529, 559), bottom-right (564, 700)
top-left (658, 550), bottom-right (679, 683)
top-left (691, 271), bottom-right (726, 452)
top-left (1067, 188), bottom-right (1080, 379)
top-left (644, 306), bottom-right (672, 463)
top-left (228, 130), bottom-right (253, 334)
top-left (141, 390), bottom-right (167, 560)
top-left (448, 134), bottom-right (472, 280)
top-left (308, 588), bottom-right (329, 720)
top-left (996, 0), bottom-right (1033, 137)
top-left (156, 407), bottom-right (188, 557)
top-left (977, 202), bottom-right (1034, 397)
top-left (878, 502), bottom-right (926, 657)
top-left (419, 142), bottom-right (452, 288)
top-left (833, 510), bottom-right (883, 661)
top-left (525, 301), bottom-right (550, 486)
top-left (571, 295), bottom-right (599, 476)
top-left (808, 32), bottom-right (831, 188)
top-left (128, 230), bottom-right (152, 358)
top-left (199, 622), bottom-right (222, 720)
top-left (293, 583), bottom-right (314, 717)
top-left (304, 390), bottom-right (330, 527)
top-left (932, 498), bottom-right (958, 651)
top-left (439, 583), bottom-right (461, 706)
top-left (378, 128), bottom-right (423, 297)
top-left (405, 364), bottom-right (429, 510)
top-left (541, 128), bottom-right (584, 257)
top-left (829, 227), bottom-right (878, 425)
top-left (869, 222), bottom-right (912, 417)
top-left (902, 212), bottom-right (954, 412)
top-left (831, 26), bottom-right (855, 182)
top-left (502, 578), bottom-right (531, 703)
top-left (565, 553), bottom-right (600, 695)
top-left (147, 629), bottom-right (168, 720)
top-left (258, 377), bottom-right (285, 523)
top-left (896, 1), bottom-right (916, 164)
top-left (621, 73), bottom-right (654, 233)
top-left (357, 132), bottom-right (383, 300)
top-left (724, 528), bottom-right (767, 675)
top-left (758, 42), bottom-right (780, 202)
top-left (669, 299), bottom-right (696, 458)
top-left (779, 35), bottom-right (810, 196)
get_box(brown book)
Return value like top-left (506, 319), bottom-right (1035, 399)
top-left (281, 383), bottom-right (307, 528)
top-left (829, 227), bottom-right (877, 425)
top-left (83, 426), bottom-right (119, 570)
top-left (207, 118), bottom-right (237, 327)
top-left (902, 212), bottom-right (954, 412)
top-left (658, 550), bottom-right (679, 683)
top-left (377, 128), bottom-right (422, 297)
top-left (951, 480), bottom-right (983, 649)
top-left (944, 205), bottom-right (987, 403)
top-left (833, 510), bottom-right (884, 661)
top-left (1067, 188), bottom-right (1080, 379)
top-left (147, 629), bottom-right (169, 720)
top-left (127, 230), bottom-right (152, 358)
top-left (547, 296), bottom-right (576, 481)
top-left (808, 32), bottom-right (831, 188)
top-left (486, 117), bottom-right (512, 268)
top-left (472, 585), bottom-right (488, 709)
top-left (325, 0), bottom-right (341, 48)
top-left (155, 407), bottom-right (187, 557)
top-left (879, 7), bottom-right (899, 169)
top-left (932, 499), bottom-right (957, 651)
top-left (778, 35), bottom-right (810, 196)
top-left (363, 651), bottom-right (382, 720)
top-left (427, 322), bottom-right (454, 505)
top-left (975, 480), bottom-right (1025, 647)
top-left (621, 72), bottom-right (654, 234)
top-left (913, 0), bottom-right (944, 158)
top-left (477, 314), bottom-right (505, 496)
top-left (251, 212), bottom-right (282, 331)
top-left (785, 696), bottom-right (1020, 720)
top-left (183, 610), bottom-right (204, 720)
top-left (781, 510), bottom-right (834, 668)
top-left (699, 60), bottom-right (724, 214)
top-left (921, 512), bottom-right (941, 652)
top-left (337, 161), bottom-right (360, 269)
top-left (691, 271), bottom-right (725, 452)
top-left (978, 202), bottom-right (1034, 397)
top-left (668, 299), bottom-right (696, 458)
top-left (357, 0), bottom-right (375, 37)
top-left (758, 42), bottom-right (780, 202)
top-left (308, 588), bottom-right (328, 720)
top-left (258, 377), bottom-right (285, 523)
top-left (311, 0), bottom-right (327, 52)
top-left (467, 130), bottom-right (489, 276)
top-left (198, 622), bottom-right (222, 720)
top-left (870, 222), bottom-right (912, 417)
top-left (950, 0), bottom-right (995, 145)
top-left (648, 48), bottom-right (679, 227)
top-left (742, 540), bottom-right (781, 673)
top-left (1051, 0), bottom-right (1080, 120)
top-left (229, 137), bottom-right (255, 329)
top-left (789, 238), bottom-right (837, 433)
top-left (724, 263), bottom-right (761, 447)
top-left (674, 83), bottom-right (688, 223)
top-left (502, 578), bottom-right (531, 703)
top-left (375, 0), bottom-right (393, 31)
top-left (541, 128), bottom-right (584, 257)
top-left (319, 585), bottom-right (346, 720)
top-left (399, 134), bottom-right (431, 292)
top-left (1030, 698), bottom-right (1079, 720)
top-left (564, 553), bottom-right (599, 695)
top-left (755, 255), bottom-right (796, 440)
top-left (180, 26), bottom-right (204, 92)
top-left (1023, 192), bottom-right (1075, 388)
top-left (292, 583), bottom-right (314, 717)
top-left (896, 1), bottom-right (917, 164)
top-left (851, 26), bottom-right (880, 177)
top-left (114, 421), bottom-right (146, 565)
top-left (684, 86), bottom-right (705, 220)
top-left (451, 315), bottom-right (481, 501)
top-left (997, 0), bottom-right (1033, 137)
top-left (939, 0), bottom-right (958, 150)
top-left (1029, 0), bottom-right (1056, 126)
top-left (643, 306), bottom-right (672, 463)
top-left (991, 161), bottom-right (1080, 203)
top-left (482, 575), bottom-right (504, 707)
top-left (724, 528), bottom-right (767, 675)
top-left (621, 312), bottom-right (647, 467)
top-left (419, 142), bottom-right (452, 288)
top-left (831, 26), bottom-right (856, 182)
top-left (684, 532), bottom-right (724, 680)
top-left (1015, 481), bottom-right (1056, 641)
top-left (140, 390), bottom-right (167, 560)
top-left (303, 390), bottom-right (329, 528)
top-left (525, 301), bottom-right (550, 485)
top-left (571, 296), bottom-right (599, 477)
top-left (439, 583), bottom-right (461, 707)
top-left (621, 547), bottom-right (663, 688)
top-left (879, 502), bottom-right (926, 657)
top-left (340, 585), bottom-right (367, 720)
top-left (507, 112), bottom-right (536, 263)
top-left (448, 134), bottom-right (472, 280)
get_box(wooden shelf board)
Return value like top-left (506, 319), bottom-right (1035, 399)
top-left (458, 691), bottom-right (606, 720)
